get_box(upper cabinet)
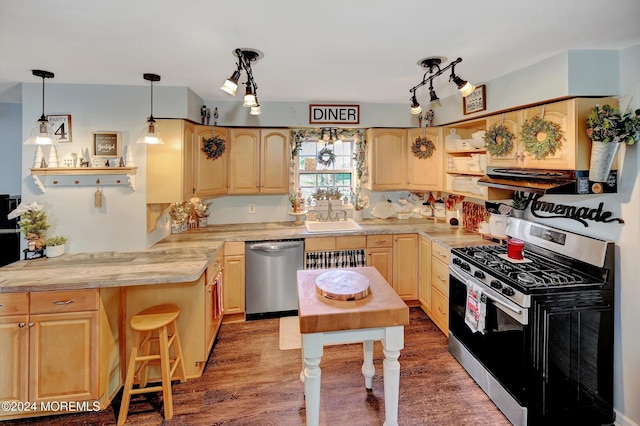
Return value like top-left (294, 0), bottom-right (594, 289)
top-left (228, 128), bottom-right (289, 195)
top-left (363, 128), bottom-right (442, 192)
top-left (487, 97), bottom-right (617, 170)
top-left (147, 120), bottom-right (228, 204)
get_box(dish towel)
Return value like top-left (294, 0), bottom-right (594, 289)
top-left (464, 281), bottom-right (487, 334)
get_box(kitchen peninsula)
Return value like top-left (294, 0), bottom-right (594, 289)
top-left (0, 218), bottom-right (489, 421)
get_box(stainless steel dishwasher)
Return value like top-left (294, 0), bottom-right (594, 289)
top-left (245, 239), bottom-right (304, 320)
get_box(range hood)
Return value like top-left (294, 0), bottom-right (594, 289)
top-left (477, 167), bottom-right (617, 195)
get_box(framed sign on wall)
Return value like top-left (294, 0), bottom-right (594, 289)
top-left (463, 85), bottom-right (486, 115)
top-left (92, 131), bottom-right (122, 158)
top-left (46, 114), bottom-right (72, 142)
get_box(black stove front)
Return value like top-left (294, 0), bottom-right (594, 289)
top-left (448, 219), bottom-right (615, 426)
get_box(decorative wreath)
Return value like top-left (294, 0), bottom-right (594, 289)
top-left (317, 146), bottom-right (336, 167)
top-left (484, 123), bottom-right (515, 157)
top-left (521, 116), bottom-right (563, 159)
top-left (202, 135), bottom-right (226, 160)
top-left (411, 136), bottom-right (436, 159)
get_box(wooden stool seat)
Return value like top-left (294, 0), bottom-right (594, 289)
top-left (118, 304), bottom-right (187, 425)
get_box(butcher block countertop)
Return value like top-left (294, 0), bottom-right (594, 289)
top-left (0, 218), bottom-right (492, 293)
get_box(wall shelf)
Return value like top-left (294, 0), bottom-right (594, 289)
top-left (29, 167), bottom-right (138, 192)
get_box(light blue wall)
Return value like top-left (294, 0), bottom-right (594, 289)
top-left (0, 102), bottom-right (22, 195)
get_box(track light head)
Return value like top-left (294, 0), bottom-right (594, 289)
top-left (410, 91), bottom-right (422, 115)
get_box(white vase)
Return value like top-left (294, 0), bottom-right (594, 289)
top-left (589, 140), bottom-right (619, 182)
top-left (353, 210), bottom-right (363, 222)
top-left (46, 244), bottom-right (65, 258)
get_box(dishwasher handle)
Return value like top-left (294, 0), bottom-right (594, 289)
top-left (247, 241), bottom-right (303, 252)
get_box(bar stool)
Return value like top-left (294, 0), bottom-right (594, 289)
top-left (118, 304), bottom-right (187, 425)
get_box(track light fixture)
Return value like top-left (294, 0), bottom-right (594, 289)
top-left (317, 128), bottom-right (342, 145)
top-left (136, 73), bottom-right (165, 144)
top-left (24, 69), bottom-right (56, 145)
top-left (408, 56), bottom-right (475, 114)
top-left (220, 48), bottom-right (263, 115)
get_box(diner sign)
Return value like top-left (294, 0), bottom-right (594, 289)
top-left (309, 104), bottom-right (359, 124)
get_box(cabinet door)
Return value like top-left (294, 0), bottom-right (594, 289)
top-left (223, 255), bottom-right (246, 316)
top-left (521, 101), bottom-right (575, 169)
top-left (229, 129), bottom-right (260, 194)
top-left (367, 248), bottom-right (392, 285)
top-left (431, 286), bottom-right (449, 337)
top-left (393, 234), bottom-right (418, 300)
top-left (418, 236), bottom-right (432, 313)
top-left (364, 129), bottom-right (406, 190)
top-left (485, 110), bottom-right (522, 167)
top-left (0, 315), bottom-right (29, 408)
top-left (406, 127), bottom-right (443, 190)
top-left (29, 311), bottom-right (98, 402)
top-left (195, 126), bottom-right (228, 197)
top-left (182, 122), bottom-right (196, 199)
top-left (260, 129), bottom-right (289, 194)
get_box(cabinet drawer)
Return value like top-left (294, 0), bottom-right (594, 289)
top-left (367, 234), bottom-right (393, 248)
top-left (305, 237), bottom-right (336, 251)
top-left (431, 241), bottom-right (450, 264)
top-left (30, 290), bottom-right (99, 314)
top-left (224, 241), bottom-right (245, 256)
top-left (336, 235), bottom-right (366, 250)
top-left (0, 293), bottom-right (28, 316)
top-left (431, 259), bottom-right (450, 296)
top-left (431, 287), bottom-right (449, 336)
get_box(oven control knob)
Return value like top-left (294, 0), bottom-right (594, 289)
top-left (474, 270), bottom-right (485, 279)
top-left (490, 280), bottom-right (502, 290)
top-left (452, 258), bottom-right (462, 266)
top-left (502, 287), bottom-right (515, 296)
top-left (461, 262), bottom-right (471, 271)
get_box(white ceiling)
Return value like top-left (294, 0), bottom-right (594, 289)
top-left (1, 0), bottom-right (639, 106)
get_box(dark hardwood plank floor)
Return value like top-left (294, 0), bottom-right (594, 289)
top-left (7, 308), bottom-right (509, 425)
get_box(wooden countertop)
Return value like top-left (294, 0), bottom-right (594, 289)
top-left (0, 219), bottom-right (494, 293)
top-left (297, 267), bottom-right (409, 334)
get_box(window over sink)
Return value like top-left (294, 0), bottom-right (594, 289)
top-left (297, 139), bottom-right (353, 202)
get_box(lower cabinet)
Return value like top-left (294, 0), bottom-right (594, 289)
top-left (430, 241), bottom-right (451, 336)
top-left (223, 241), bottom-right (246, 322)
top-left (418, 236), bottom-right (432, 314)
top-left (0, 289), bottom-right (120, 420)
top-left (392, 234), bottom-right (418, 301)
top-left (366, 235), bottom-right (393, 285)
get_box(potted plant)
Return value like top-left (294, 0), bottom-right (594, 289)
top-left (511, 191), bottom-right (529, 218)
top-left (586, 103), bottom-right (640, 182)
top-left (15, 202), bottom-right (49, 251)
top-left (351, 186), bottom-right (369, 221)
top-left (45, 236), bottom-right (67, 258)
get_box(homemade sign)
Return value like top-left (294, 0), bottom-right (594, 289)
top-left (309, 104), bottom-right (359, 124)
top-left (92, 131), bottom-right (122, 158)
top-left (528, 193), bottom-right (623, 227)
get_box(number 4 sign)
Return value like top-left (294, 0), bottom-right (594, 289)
top-left (46, 114), bottom-right (72, 142)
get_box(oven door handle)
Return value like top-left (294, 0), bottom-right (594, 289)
top-left (450, 265), bottom-right (523, 316)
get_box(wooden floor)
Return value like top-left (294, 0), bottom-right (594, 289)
top-left (8, 308), bottom-right (510, 425)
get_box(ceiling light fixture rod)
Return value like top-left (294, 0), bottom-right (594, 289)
top-left (33, 69), bottom-right (54, 121)
top-left (143, 73), bottom-right (161, 121)
top-left (409, 57), bottom-right (462, 93)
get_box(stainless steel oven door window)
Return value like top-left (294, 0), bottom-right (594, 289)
top-left (449, 269), bottom-right (531, 406)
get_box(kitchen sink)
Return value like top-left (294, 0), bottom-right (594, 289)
top-left (304, 219), bottom-right (362, 233)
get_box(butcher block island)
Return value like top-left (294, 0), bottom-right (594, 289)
top-left (297, 267), bottom-right (409, 426)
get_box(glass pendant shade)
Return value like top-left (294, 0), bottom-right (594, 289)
top-left (220, 70), bottom-right (241, 96)
top-left (452, 74), bottom-right (475, 97)
top-left (250, 104), bottom-right (262, 115)
top-left (136, 119), bottom-right (165, 144)
top-left (24, 117), bottom-right (55, 145)
top-left (243, 83), bottom-right (257, 107)
top-left (410, 104), bottom-right (423, 115)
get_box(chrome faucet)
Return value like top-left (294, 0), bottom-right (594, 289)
top-left (327, 199), bottom-right (333, 220)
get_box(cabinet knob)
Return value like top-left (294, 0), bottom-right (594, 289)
top-left (28, 322), bottom-right (34, 328)
top-left (18, 322), bottom-right (25, 328)
top-left (53, 299), bottom-right (75, 305)
top-left (437, 306), bottom-right (446, 315)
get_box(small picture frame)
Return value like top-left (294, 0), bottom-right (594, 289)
top-left (92, 131), bottom-right (122, 158)
top-left (463, 85), bottom-right (486, 115)
top-left (46, 114), bottom-right (72, 142)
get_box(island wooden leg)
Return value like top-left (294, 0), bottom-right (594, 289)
top-left (381, 326), bottom-right (404, 426)
top-left (301, 333), bottom-right (323, 426)
top-left (361, 340), bottom-right (375, 390)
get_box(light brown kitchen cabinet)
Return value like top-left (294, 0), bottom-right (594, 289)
top-left (194, 126), bottom-right (229, 197)
top-left (486, 97), bottom-right (617, 170)
top-left (304, 235), bottom-right (367, 252)
top-left (223, 241), bottom-right (246, 322)
top-left (1, 289), bottom-right (121, 420)
top-left (430, 240), bottom-right (450, 336)
top-left (366, 234), bottom-right (393, 286)
top-left (362, 129), bottom-right (406, 190)
top-left (205, 254), bottom-right (224, 354)
top-left (392, 234), bottom-right (418, 301)
top-left (228, 128), bottom-right (288, 194)
top-left (418, 236), bottom-right (432, 314)
top-left (406, 127), bottom-right (443, 191)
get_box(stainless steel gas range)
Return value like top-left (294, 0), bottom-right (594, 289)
top-left (448, 218), bottom-right (615, 426)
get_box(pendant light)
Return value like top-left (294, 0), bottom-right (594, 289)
top-left (220, 48), bottom-right (264, 115)
top-left (24, 69), bottom-right (56, 145)
top-left (136, 73), bottom-right (165, 145)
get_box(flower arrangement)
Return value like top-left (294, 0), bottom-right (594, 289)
top-left (46, 236), bottom-right (67, 246)
top-left (190, 197), bottom-right (210, 218)
top-left (586, 103), bottom-right (640, 145)
top-left (351, 187), bottom-right (369, 211)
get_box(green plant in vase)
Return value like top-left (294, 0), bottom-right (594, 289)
top-left (511, 191), bottom-right (529, 218)
top-left (16, 203), bottom-right (49, 250)
top-left (46, 236), bottom-right (67, 246)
